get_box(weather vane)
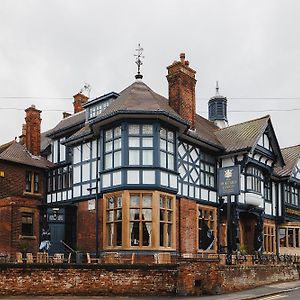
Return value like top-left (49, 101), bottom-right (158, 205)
top-left (215, 81), bottom-right (219, 96)
top-left (134, 43), bottom-right (144, 80)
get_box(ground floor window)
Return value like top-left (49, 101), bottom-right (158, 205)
top-left (279, 226), bottom-right (300, 248)
top-left (263, 224), bottom-right (275, 253)
top-left (21, 212), bottom-right (34, 236)
top-left (103, 190), bottom-right (175, 250)
top-left (197, 204), bottom-right (217, 252)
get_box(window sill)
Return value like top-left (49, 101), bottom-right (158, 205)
top-left (19, 235), bottom-right (36, 240)
top-left (23, 191), bottom-right (42, 198)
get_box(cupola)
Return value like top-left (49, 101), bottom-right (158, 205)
top-left (208, 81), bottom-right (228, 128)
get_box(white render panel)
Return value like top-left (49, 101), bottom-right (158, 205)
top-left (62, 191), bottom-right (67, 201)
top-left (272, 182), bottom-right (276, 216)
top-left (201, 189), bottom-right (209, 201)
top-left (265, 202), bottom-right (272, 215)
top-left (57, 192), bottom-right (61, 202)
top-left (73, 147), bottom-right (81, 164)
top-left (52, 193), bottom-right (56, 202)
top-left (240, 175), bottom-right (245, 191)
top-left (67, 190), bottom-right (72, 200)
top-left (47, 194), bottom-right (51, 203)
top-left (82, 143), bottom-right (90, 161)
top-left (73, 185), bottom-right (81, 197)
top-left (82, 184), bottom-right (90, 196)
top-left (278, 183), bottom-right (282, 216)
top-left (239, 193), bottom-right (245, 204)
top-left (113, 171), bottom-right (121, 185)
top-left (210, 191), bottom-right (217, 202)
top-left (53, 140), bottom-right (58, 163)
top-left (59, 143), bottom-right (66, 162)
top-left (169, 174), bottom-right (177, 188)
top-left (222, 157), bottom-right (234, 167)
top-left (73, 165), bottom-right (81, 184)
top-left (82, 163), bottom-right (90, 181)
top-left (245, 193), bottom-right (263, 207)
top-left (103, 173), bottom-right (111, 187)
top-left (91, 140), bottom-right (97, 159)
top-left (91, 161), bottom-right (97, 180)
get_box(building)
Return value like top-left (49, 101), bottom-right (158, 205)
top-left (0, 106), bottom-right (53, 256)
top-left (1, 53), bottom-right (299, 262)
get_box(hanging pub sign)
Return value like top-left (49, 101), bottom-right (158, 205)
top-left (218, 165), bottom-right (241, 196)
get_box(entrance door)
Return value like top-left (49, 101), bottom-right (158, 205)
top-left (49, 223), bottom-right (65, 254)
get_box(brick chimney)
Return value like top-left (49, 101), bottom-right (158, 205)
top-left (73, 92), bottom-right (89, 114)
top-left (25, 105), bottom-right (41, 156)
top-left (19, 124), bottom-right (26, 145)
top-left (167, 53), bottom-right (197, 129)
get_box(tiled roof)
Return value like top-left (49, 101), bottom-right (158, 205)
top-left (46, 111), bottom-right (85, 137)
top-left (188, 114), bottom-right (223, 149)
top-left (0, 141), bottom-right (53, 169)
top-left (274, 144), bottom-right (300, 177)
top-left (0, 140), bottom-right (14, 154)
top-left (93, 80), bottom-right (188, 124)
top-left (215, 115), bottom-right (270, 153)
top-left (66, 125), bottom-right (93, 143)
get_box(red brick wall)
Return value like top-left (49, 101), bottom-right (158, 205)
top-left (76, 199), bottom-right (102, 252)
top-left (0, 197), bottom-right (40, 255)
top-left (0, 264), bottom-right (177, 296)
top-left (178, 198), bottom-right (198, 255)
top-left (0, 161), bottom-right (44, 199)
top-left (73, 93), bottom-right (88, 114)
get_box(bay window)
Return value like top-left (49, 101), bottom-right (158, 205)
top-left (160, 127), bottom-right (175, 170)
top-left (103, 191), bottom-right (175, 250)
top-left (200, 153), bottom-right (216, 188)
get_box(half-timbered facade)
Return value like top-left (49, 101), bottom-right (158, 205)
top-left (7, 53), bottom-right (295, 260)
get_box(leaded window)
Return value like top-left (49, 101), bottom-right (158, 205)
top-left (264, 180), bottom-right (272, 202)
top-left (130, 193), bottom-right (152, 247)
top-left (285, 184), bottom-right (299, 206)
top-left (279, 227), bottom-right (300, 248)
top-left (200, 153), bottom-right (215, 188)
top-left (103, 191), bottom-right (175, 250)
top-left (128, 124), bottom-right (153, 166)
top-left (263, 224), bottom-right (275, 253)
top-left (25, 171), bottom-right (39, 193)
top-left (104, 126), bottom-right (121, 170)
top-left (106, 195), bottom-right (122, 247)
top-left (21, 212), bottom-right (34, 236)
top-left (198, 205), bottom-right (217, 252)
top-left (160, 127), bottom-right (175, 170)
top-left (246, 166), bottom-right (263, 193)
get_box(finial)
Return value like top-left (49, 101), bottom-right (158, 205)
top-left (134, 43), bottom-right (144, 80)
top-left (216, 81), bottom-right (219, 96)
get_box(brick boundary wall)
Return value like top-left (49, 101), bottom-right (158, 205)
top-left (0, 262), bottom-right (299, 296)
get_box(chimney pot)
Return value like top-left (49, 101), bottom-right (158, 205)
top-left (180, 53), bottom-right (185, 64)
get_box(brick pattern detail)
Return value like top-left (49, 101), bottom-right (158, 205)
top-left (167, 53), bottom-right (197, 129)
top-left (25, 105), bottom-right (41, 156)
top-left (73, 93), bottom-right (89, 114)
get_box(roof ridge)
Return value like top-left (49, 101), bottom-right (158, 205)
top-left (281, 144), bottom-right (300, 150)
top-left (217, 114), bottom-right (270, 131)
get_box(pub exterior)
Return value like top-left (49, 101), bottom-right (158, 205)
top-left (38, 53), bottom-right (300, 262)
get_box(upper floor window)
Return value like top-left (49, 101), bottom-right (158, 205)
top-left (51, 139), bottom-right (68, 164)
top-left (128, 124), bottom-right (154, 166)
top-left (285, 184), bottom-right (299, 206)
top-left (47, 166), bottom-right (72, 193)
top-left (200, 153), bottom-right (216, 188)
top-left (104, 126), bottom-right (121, 170)
top-left (258, 133), bottom-right (272, 151)
top-left (21, 212), bottom-right (34, 236)
top-left (160, 127), bottom-right (175, 170)
top-left (246, 166), bottom-right (263, 194)
top-left (25, 171), bottom-right (39, 193)
top-left (89, 101), bottom-right (110, 119)
top-left (264, 180), bottom-right (272, 202)
top-left (198, 205), bottom-right (217, 252)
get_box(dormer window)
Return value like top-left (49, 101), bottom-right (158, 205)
top-left (89, 101), bottom-right (110, 119)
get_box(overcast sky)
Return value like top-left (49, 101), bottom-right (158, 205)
top-left (0, 0), bottom-right (299, 148)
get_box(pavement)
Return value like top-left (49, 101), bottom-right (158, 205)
top-left (195, 280), bottom-right (300, 300)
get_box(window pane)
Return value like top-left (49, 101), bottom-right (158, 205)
top-left (143, 150), bottom-right (153, 165)
top-left (130, 195), bottom-right (140, 207)
top-left (114, 126), bottom-right (121, 138)
top-left (142, 209), bottom-right (152, 221)
top-left (105, 153), bottom-right (113, 169)
top-left (105, 129), bottom-right (112, 140)
top-left (160, 152), bottom-right (167, 168)
top-left (142, 137), bottom-right (153, 147)
top-left (105, 141), bottom-right (112, 152)
top-left (129, 150), bottom-right (140, 165)
top-left (142, 125), bottom-right (153, 135)
top-left (160, 128), bottom-right (167, 139)
top-left (129, 125), bottom-right (139, 135)
top-left (142, 194), bottom-right (152, 207)
top-left (114, 138), bottom-right (121, 150)
top-left (114, 150), bottom-right (121, 168)
top-left (129, 137), bottom-right (140, 147)
top-left (160, 139), bottom-right (167, 151)
top-left (143, 223), bottom-right (151, 246)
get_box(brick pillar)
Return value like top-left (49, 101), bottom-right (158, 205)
top-left (166, 53), bottom-right (197, 129)
top-left (25, 105), bottom-right (41, 156)
top-left (73, 93), bottom-right (89, 113)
